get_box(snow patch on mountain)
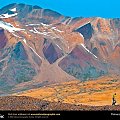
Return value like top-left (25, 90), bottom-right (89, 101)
top-left (56, 44), bottom-right (62, 50)
top-left (81, 43), bottom-right (97, 59)
top-left (75, 21), bottom-right (91, 30)
top-left (10, 8), bottom-right (17, 12)
top-left (0, 21), bottom-right (25, 32)
top-left (0, 13), bottom-right (17, 18)
top-left (41, 23), bottom-right (52, 27)
top-left (12, 33), bottom-right (22, 38)
top-left (79, 33), bottom-right (84, 39)
top-left (25, 24), bottom-right (41, 26)
top-left (51, 27), bottom-right (64, 33)
top-left (29, 28), bottom-right (48, 36)
top-left (23, 39), bottom-right (42, 60)
top-left (29, 27), bottom-right (56, 39)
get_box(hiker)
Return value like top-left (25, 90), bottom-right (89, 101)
top-left (112, 93), bottom-right (117, 106)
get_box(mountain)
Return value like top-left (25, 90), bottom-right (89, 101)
top-left (58, 45), bottom-right (108, 80)
top-left (0, 3), bottom-right (63, 24)
top-left (0, 3), bottom-right (120, 95)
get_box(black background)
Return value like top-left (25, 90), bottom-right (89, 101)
top-left (0, 111), bottom-right (120, 120)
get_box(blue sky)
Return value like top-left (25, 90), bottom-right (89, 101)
top-left (0, 0), bottom-right (119, 18)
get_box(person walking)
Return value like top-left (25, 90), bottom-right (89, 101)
top-left (112, 93), bottom-right (117, 106)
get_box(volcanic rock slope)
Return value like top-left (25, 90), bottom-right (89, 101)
top-left (0, 3), bottom-right (120, 95)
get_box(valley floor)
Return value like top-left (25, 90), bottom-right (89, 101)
top-left (13, 75), bottom-right (120, 107)
top-left (0, 96), bottom-right (120, 111)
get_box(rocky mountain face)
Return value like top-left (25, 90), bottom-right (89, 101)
top-left (0, 3), bottom-right (120, 95)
